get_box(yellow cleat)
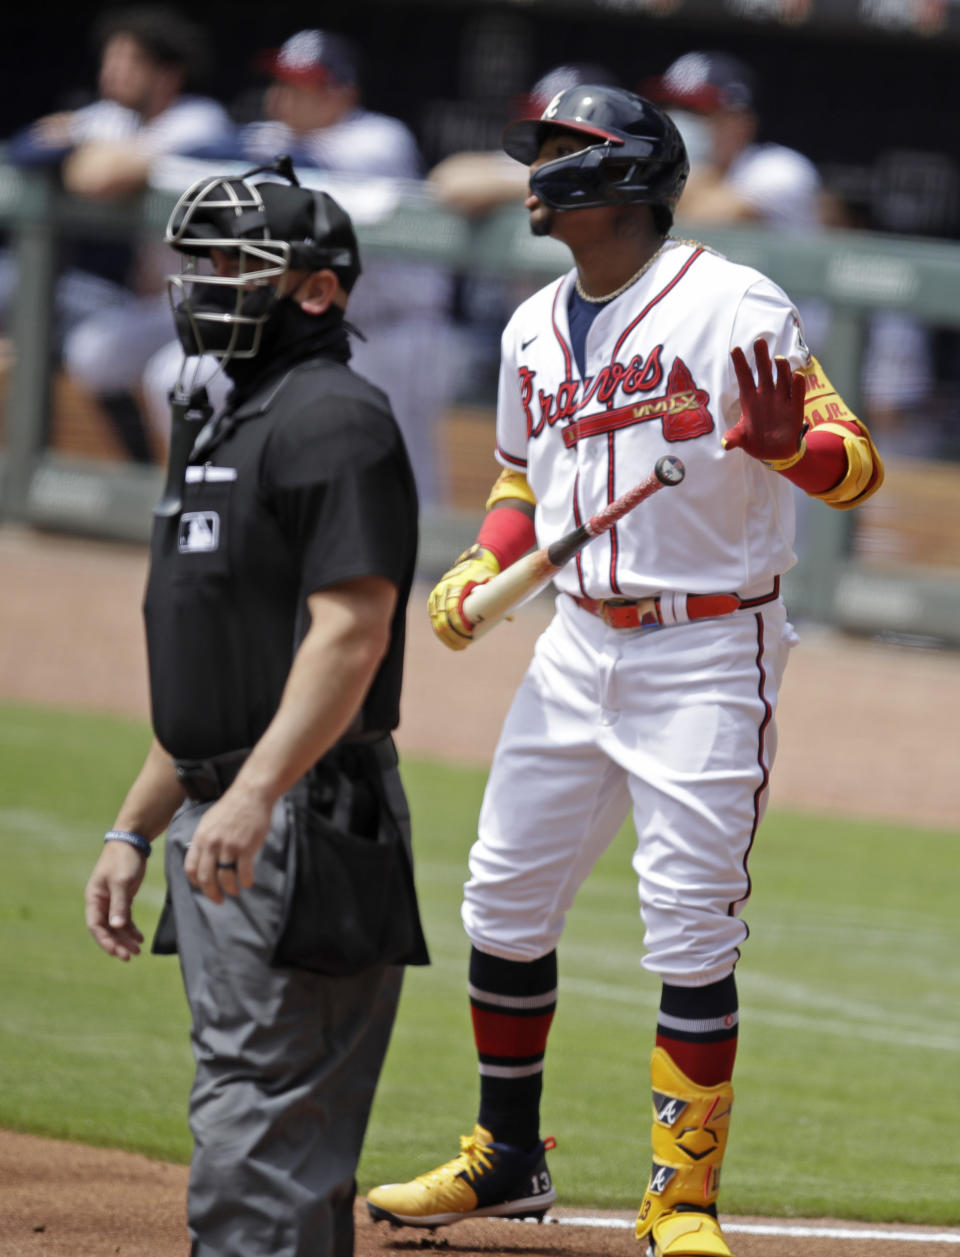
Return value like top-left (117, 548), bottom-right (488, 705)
top-left (366, 1124), bottom-right (556, 1228)
top-left (647, 1209), bottom-right (734, 1256)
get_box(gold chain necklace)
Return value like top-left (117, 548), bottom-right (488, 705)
top-left (573, 236), bottom-right (693, 305)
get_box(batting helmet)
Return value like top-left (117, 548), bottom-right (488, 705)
top-left (502, 85), bottom-right (689, 224)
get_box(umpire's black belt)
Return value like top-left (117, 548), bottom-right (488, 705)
top-left (174, 748), bottom-right (251, 802)
top-left (174, 732), bottom-right (391, 802)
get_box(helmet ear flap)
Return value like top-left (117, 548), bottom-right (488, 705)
top-left (600, 156), bottom-right (640, 185)
top-left (529, 145), bottom-right (672, 215)
top-left (528, 145), bottom-right (610, 210)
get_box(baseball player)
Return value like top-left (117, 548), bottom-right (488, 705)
top-left (365, 86), bottom-right (883, 1257)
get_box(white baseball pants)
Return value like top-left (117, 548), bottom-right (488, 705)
top-left (462, 592), bottom-right (796, 985)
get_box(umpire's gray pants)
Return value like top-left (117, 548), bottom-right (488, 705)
top-left (165, 797), bottom-right (403, 1257)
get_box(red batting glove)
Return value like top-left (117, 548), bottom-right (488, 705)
top-left (723, 338), bottom-right (807, 467)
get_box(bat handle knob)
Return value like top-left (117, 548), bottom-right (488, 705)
top-left (655, 455), bottom-right (685, 485)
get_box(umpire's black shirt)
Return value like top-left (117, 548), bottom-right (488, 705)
top-left (144, 340), bottom-right (418, 761)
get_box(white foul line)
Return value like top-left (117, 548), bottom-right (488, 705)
top-left (544, 1215), bottom-right (960, 1244)
top-left (726, 1222), bottom-right (960, 1245)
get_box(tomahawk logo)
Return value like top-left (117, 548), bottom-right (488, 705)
top-left (648, 1163), bottom-right (676, 1195)
top-left (543, 91), bottom-right (563, 119)
top-left (657, 1099), bottom-right (683, 1125)
top-left (178, 511), bottom-right (220, 553)
top-left (653, 1090), bottom-right (688, 1126)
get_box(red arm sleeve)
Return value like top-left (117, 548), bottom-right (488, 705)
top-left (780, 423), bottom-right (851, 494)
top-left (476, 503), bottom-right (537, 570)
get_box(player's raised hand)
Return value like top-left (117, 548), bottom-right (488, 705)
top-left (427, 544), bottom-right (501, 650)
top-left (723, 338), bottom-right (807, 467)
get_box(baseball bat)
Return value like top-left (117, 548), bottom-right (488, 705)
top-left (462, 454), bottom-right (685, 638)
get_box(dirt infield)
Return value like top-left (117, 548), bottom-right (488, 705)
top-left (2, 525), bottom-right (957, 828)
top-left (2, 525), bottom-right (959, 1257)
top-left (4, 1132), bottom-right (960, 1257)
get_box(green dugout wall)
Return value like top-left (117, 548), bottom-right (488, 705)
top-left (1, 165), bottom-right (958, 644)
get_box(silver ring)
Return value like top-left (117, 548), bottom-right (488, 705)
top-left (216, 860), bottom-right (238, 870)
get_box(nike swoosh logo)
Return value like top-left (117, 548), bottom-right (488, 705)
top-left (521, 335), bottom-right (538, 350)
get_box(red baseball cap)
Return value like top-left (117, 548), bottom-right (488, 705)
top-left (512, 62), bottom-right (620, 122)
top-left (643, 51), bottom-right (755, 114)
top-left (257, 29), bottom-right (360, 90)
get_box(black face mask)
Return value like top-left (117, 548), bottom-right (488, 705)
top-left (222, 296), bottom-right (354, 398)
top-left (172, 283), bottom-right (277, 358)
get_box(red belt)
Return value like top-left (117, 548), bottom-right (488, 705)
top-left (571, 577), bottom-right (779, 630)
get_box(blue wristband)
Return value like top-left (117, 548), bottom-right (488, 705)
top-left (104, 829), bottom-right (151, 858)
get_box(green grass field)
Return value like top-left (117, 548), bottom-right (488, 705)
top-left (1, 700), bottom-right (958, 1225)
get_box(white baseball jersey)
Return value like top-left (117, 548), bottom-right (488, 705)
top-left (64, 95), bottom-right (233, 155)
top-left (239, 108), bottom-right (423, 179)
top-left (495, 238), bottom-right (809, 601)
top-left (48, 96), bottom-right (234, 401)
top-left (726, 143), bottom-right (821, 232)
top-left (463, 238), bottom-right (808, 981)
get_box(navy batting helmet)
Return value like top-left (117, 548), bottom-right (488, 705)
top-left (502, 84), bottom-right (689, 225)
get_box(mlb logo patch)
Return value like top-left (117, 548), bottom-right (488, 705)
top-left (178, 511), bottom-right (220, 553)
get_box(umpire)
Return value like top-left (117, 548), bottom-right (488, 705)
top-left (84, 160), bottom-right (427, 1257)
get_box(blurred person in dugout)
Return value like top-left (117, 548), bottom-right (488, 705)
top-left (0, 5), bottom-right (232, 463)
top-left (643, 50), bottom-right (830, 350)
top-left (821, 165), bottom-right (944, 461)
top-left (142, 28), bottom-right (459, 509)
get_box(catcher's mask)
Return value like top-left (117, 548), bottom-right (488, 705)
top-left (165, 156), bottom-right (361, 361)
top-left (502, 85), bottom-right (689, 226)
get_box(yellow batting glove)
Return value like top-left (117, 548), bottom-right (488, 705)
top-left (427, 544), bottom-right (501, 651)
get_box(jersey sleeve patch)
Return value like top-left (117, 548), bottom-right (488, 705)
top-left (800, 357), bottom-right (884, 510)
top-left (798, 360), bottom-right (856, 428)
